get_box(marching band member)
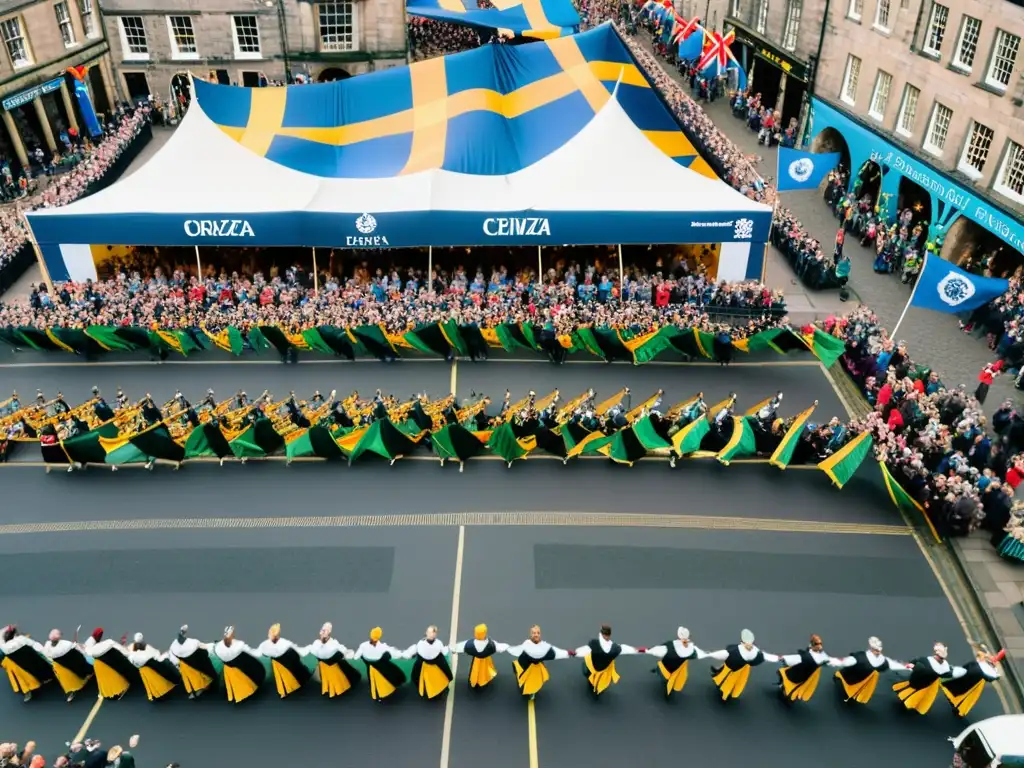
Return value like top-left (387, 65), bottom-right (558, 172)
top-left (942, 647), bottom-right (1005, 718)
top-left (775, 634), bottom-right (836, 703)
top-left (575, 624), bottom-right (640, 697)
top-left (892, 642), bottom-right (952, 715)
top-left (506, 625), bottom-right (573, 700)
top-left (258, 623), bottom-right (315, 699)
top-left (215, 627), bottom-right (267, 704)
top-left (452, 624), bottom-right (508, 689)
top-left (305, 623), bottom-right (360, 698)
top-left (645, 627), bottom-right (706, 697)
top-left (354, 627), bottom-right (406, 702)
top-left (42, 628), bottom-right (94, 702)
top-left (126, 633), bottom-right (180, 701)
top-left (706, 629), bottom-right (779, 701)
top-left (1, 625), bottom-right (53, 702)
top-left (830, 636), bottom-right (905, 705)
top-left (169, 625), bottom-right (220, 699)
top-left (87, 630), bottom-right (136, 700)
top-left (404, 625), bottom-right (453, 700)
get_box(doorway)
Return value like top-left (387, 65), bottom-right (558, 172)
top-left (123, 72), bottom-right (151, 103)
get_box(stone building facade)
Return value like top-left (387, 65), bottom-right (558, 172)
top-left (0, 0), bottom-right (118, 170)
top-left (100, 0), bottom-right (406, 109)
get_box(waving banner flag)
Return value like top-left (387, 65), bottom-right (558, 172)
top-left (406, 0), bottom-right (579, 39)
top-left (909, 254), bottom-right (1010, 314)
top-left (777, 148), bottom-right (842, 191)
top-left (696, 29), bottom-right (747, 90)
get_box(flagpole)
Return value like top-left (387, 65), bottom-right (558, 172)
top-left (890, 251), bottom-right (928, 339)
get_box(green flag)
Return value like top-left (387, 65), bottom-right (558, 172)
top-left (804, 330), bottom-right (846, 368)
top-left (818, 431), bottom-right (873, 489)
top-left (769, 403), bottom-right (817, 469)
top-left (716, 416), bottom-right (757, 465)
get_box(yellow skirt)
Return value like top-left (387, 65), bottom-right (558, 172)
top-left (711, 664), bottom-right (751, 700)
top-left (223, 666), bottom-right (260, 703)
top-left (585, 656), bottom-right (621, 695)
top-left (418, 662), bottom-right (451, 699)
top-left (2, 657), bottom-right (42, 694)
top-left (658, 659), bottom-right (689, 695)
top-left (943, 679), bottom-right (986, 718)
top-left (368, 666), bottom-right (398, 701)
top-left (179, 661), bottom-right (214, 695)
top-left (835, 669), bottom-right (878, 704)
top-left (319, 662), bottom-right (353, 698)
top-left (513, 660), bottom-right (550, 696)
top-left (52, 661), bottom-right (92, 695)
top-left (93, 659), bottom-right (131, 700)
top-left (139, 667), bottom-right (177, 701)
top-left (893, 678), bottom-right (941, 714)
top-left (271, 659), bottom-right (304, 698)
top-left (779, 666), bottom-right (822, 702)
top-left (468, 657), bottom-right (498, 688)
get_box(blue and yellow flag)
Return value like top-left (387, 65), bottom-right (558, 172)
top-left (201, 24), bottom-right (718, 179)
top-left (407, 0), bottom-right (579, 39)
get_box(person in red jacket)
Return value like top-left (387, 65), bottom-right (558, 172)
top-left (975, 361), bottom-right (1003, 405)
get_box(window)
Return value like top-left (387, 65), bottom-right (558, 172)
top-left (995, 141), bottom-right (1024, 203)
top-left (755, 0), bottom-right (769, 33)
top-left (167, 16), bottom-right (197, 59)
top-left (952, 16), bottom-right (981, 71)
top-left (847, 0), bottom-right (863, 20)
top-left (923, 102), bottom-right (952, 155)
top-left (985, 30), bottom-right (1020, 90)
top-left (54, 2), bottom-right (76, 47)
top-left (79, 0), bottom-right (98, 38)
top-left (923, 3), bottom-right (948, 56)
top-left (118, 16), bottom-right (149, 60)
top-left (895, 84), bottom-right (920, 136)
top-left (0, 17), bottom-right (30, 68)
top-left (868, 70), bottom-right (892, 119)
top-left (318, 1), bottom-right (356, 52)
top-left (841, 54), bottom-right (861, 105)
top-left (731, 0), bottom-right (741, 17)
top-left (958, 121), bottom-right (994, 177)
top-left (782, 0), bottom-right (801, 50)
top-left (873, 0), bottom-right (891, 31)
top-left (232, 15), bottom-right (262, 59)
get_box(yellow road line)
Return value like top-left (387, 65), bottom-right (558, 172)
top-left (527, 697), bottom-right (539, 768)
top-left (0, 358), bottom-right (820, 369)
top-left (72, 695), bottom-right (104, 743)
top-left (0, 511), bottom-right (910, 536)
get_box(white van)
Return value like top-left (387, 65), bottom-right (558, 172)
top-left (951, 715), bottom-right (1024, 767)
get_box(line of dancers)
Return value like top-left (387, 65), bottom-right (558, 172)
top-left (0, 623), bottom-right (1005, 718)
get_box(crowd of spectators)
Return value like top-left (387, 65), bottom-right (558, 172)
top-left (827, 306), bottom-right (1024, 552)
top-left (0, 256), bottom-right (786, 342)
top-left (0, 735), bottom-right (142, 767)
top-left (0, 104), bottom-right (151, 282)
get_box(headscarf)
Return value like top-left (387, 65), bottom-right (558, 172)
top-left (868, 636), bottom-right (883, 651)
top-left (177, 625), bottom-right (188, 644)
top-left (223, 626), bottom-right (234, 639)
top-left (91, 627), bottom-right (104, 642)
top-left (474, 624), bottom-right (487, 641)
top-left (49, 629), bottom-right (61, 643)
top-left (369, 627), bottom-right (383, 642)
top-left (133, 633), bottom-right (144, 644)
top-left (677, 627), bottom-right (690, 641)
top-left (740, 629), bottom-right (755, 645)
top-left (268, 624), bottom-right (281, 640)
top-left (320, 623), bottom-right (332, 641)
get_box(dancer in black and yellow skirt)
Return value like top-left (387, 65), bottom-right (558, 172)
top-left (127, 633), bottom-right (180, 701)
top-left (892, 642), bottom-right (950, 715)
top-left (575, 624), bottom-right (640, 698)
top-left (405, 625), bottom-right (454, 700)
top-left (706, 629), bottom-right (779, 701)
top-left (355, 627), bottom-right (406, 702)
top-left (775, 634), bottom-right (836, 703)
top-left (453, 624), bottom-right (508, 689)
top-left (942, 647), bottom-right (1004, 718)
top-left (306, 623), bottom-right (360, 698)
top-left (87, 630), bottom-right (137, 700)
top-left (645, 627), bottom-right (706, 698)
top-left (1, 625), bottom-right (54, 702)
top-left (831, 636), bottom-right (905, 705)
top-left (215, 627), bottom-right (269, 704)
top-left (169, 625), bottom-right (221, 699)
top-left (42, 629), bottom-right (93, 702)
top-left (507, 625), bottom-right (573, 700)
top-left (258, 624), bottom-right (316, 699)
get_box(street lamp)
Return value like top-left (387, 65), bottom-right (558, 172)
top-left (261, 0), bottom-right (292, 83)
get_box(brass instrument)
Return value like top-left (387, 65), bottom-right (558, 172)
top-left (556, 390), bottom-right (593, 424)
top-left (534, 389), bottom-right (559, 414)
top-left (665, 393), bottom-right (703, 423)
top-left (624, 390), bottom-right (664, 424)
top-left (219, 391), bottom-right (271, 433)
top-left (594, 387), bottom-right (628, 417)
top-left (455, 398), bottom-right (490, 426)
top-left (387, 399), bottom-right (417, 422)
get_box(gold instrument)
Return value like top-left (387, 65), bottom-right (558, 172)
top-left (556, 390), bottom-right (593, 424)
top-left (594, 388), bottom-right (628, 417)
top-left (455, 398), bottom-right (490, 426)
top-left (533, 389), bottom-right (559, 414)
top-left (423, 394), bottom-right (456, 429)
top-left (624, 390), bottom-right (664, 425)
top-left (665, 393), bottom-right (704, 423)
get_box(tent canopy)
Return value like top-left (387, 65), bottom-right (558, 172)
top-left (406, 0), bottom-right (579, 39)
top-left (28, 24), bottom-right (770, 283)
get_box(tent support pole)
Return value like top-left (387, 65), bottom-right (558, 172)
top-left (427, 246), bottom-right (432, 290)
top-left (194, 245), bottom-right (202, 278)
top-left (537, 245), bottom-right (542, 283)
top-left (23, 215), bottom-right (54, 293)
top-left (312, 247), bottom-right (318, 292)
top-left (617, 244), bottom-right (624, 286)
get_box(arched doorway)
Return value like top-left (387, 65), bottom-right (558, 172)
top-left (851, 159), bottom-right (882, 208)
top-left (940, 217), bottom-right (1023, 277)
top-left (810, 127), bottom-right (852, 178)
top-left (895, 176), bottom-right (931, 236)
top-left (170, 73), bottom-right (191, 118)
top-left (318, 67), bottom-right (351, 82)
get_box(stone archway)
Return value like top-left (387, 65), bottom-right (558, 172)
top-left (941, 216), bottom-right (1022, 276)
top-left (810, 126), bottom-right (851, 177)
top-left (895, 175), bottom-right (932, 234)
top-left (317, 67), bottom-right (351, 82)
top-left (852, 159), bottom-right (883, 207)
top-left (170, 73), bottom-right (191, 114)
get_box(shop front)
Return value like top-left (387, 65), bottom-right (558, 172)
top-left (807, 97), bottom-right (1024, 273)
top-left (726, 18), bottom-right (808, 128)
